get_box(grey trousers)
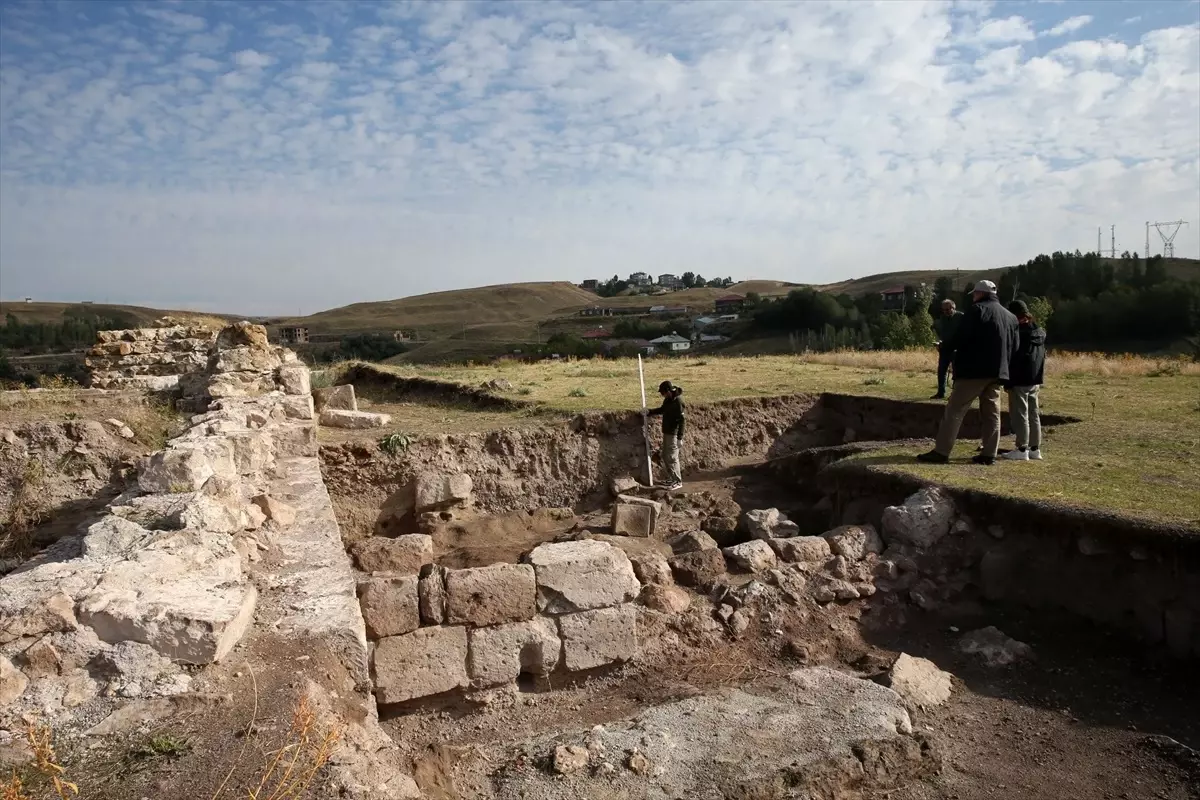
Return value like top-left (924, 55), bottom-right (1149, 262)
top-left (1008, 385), bottom-right (1042, 450)
top-left (661, 435), bottom-right (682, 486)
top-left (934, 378), bottom-right (1003, 458)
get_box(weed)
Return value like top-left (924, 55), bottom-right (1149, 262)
top-left (1, 459), bottom-right (47, 558)
top-left (3, 721), bottom-right (79, 800)
top-left (378, 432), bottom-right (412, 455)
top-left (567, 387), bottom-right (588, 398)
top-left (862, 375), bottom-right (887, 386)
top-left (688, 360), bottom-right (709, 367)
top-left (34, 374), bottom-right (78, 391)
top-left (122, 733), bottom-right (191, 773)
top-left (1148, 360), bottom-right (1183, 378)
top-left (167, 482), bottom-right (193, 494)
top-left (517, 387), bottom-right (533, 396)
top-left (63, 412), bottom-right (78, 421)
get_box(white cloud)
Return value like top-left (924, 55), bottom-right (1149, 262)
top-left (0, 1), bottom-right (1197, 314)
top-left (1045, 15), bottom-right (1093, 37)
top-left (138, 7), bottom-right (207, 32)
top-left (233, 49), bottom-right (274, 69)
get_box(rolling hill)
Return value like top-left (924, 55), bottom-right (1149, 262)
top-left (0, 301), bottom-right (234, 328)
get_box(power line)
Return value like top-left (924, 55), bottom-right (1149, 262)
top-left (1147, 220), bottom-right (1189, 258)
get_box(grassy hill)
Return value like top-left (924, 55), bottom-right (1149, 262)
top-left (0, 301), bottom-right (234, 328)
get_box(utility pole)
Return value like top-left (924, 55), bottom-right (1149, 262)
top-left (1149, 220), bottom-right (1189, 258)
top-left (1110, 225), bottom-right (1116, 259)
top-left (1098, 227), bottom-right (1102, 256)
top-left (1145, 221), bottom-right (1150, 259)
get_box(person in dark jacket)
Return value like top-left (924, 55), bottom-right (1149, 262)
top-left (918, 280), bottom-right (1019, 465)
top-left (931, 299), bottom-right (963, 399)
top-left (645, 380), bottom-right (685, 490)
top-left (1001, 300), bottom-right (1046, 461)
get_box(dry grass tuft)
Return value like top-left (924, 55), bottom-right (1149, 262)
top-left (241, 695), bottom-right (342, 800)
top-left (3, 720), bottom-right (79, 800)
top-left (1, 459), bottom-right (48, 558)
top-left (793, 348), bottom-right (1200, 377)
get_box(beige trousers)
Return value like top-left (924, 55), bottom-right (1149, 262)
top-left (934, 378), bottom-right (1003, 458)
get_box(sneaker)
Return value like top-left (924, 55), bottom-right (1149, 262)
top-left (666, 482), bottom-right (683, 491)
top-left (972, 454), bottom-right (996, 466)
top-left (916, 451), bottom-right (949, 464)
top-left (930, 393), bottom-right (945, 400)
top-left (1028, 449), bottom-right (1043, 461)
top-left (1002, 449), bottom-right (1029, 461)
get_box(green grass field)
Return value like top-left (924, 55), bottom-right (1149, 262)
top-left (372, 353), bottom-right (1200, 529)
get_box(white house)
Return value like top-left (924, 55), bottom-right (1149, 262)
top-left (657, 273), bottom-right (683, 289)
top-left (649, 333), bottom-right (692, 352)
top-left (628, 272), bottom-right (653, 287)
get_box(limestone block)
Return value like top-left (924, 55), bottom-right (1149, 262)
top-left (277, 364), bottom-right (311, 396)
top-left (723, 540), bottom-right (778, 573)
top-left (214, 346), bottom-right (283, 374)
top-left (700, 515), bottom-right (739, 547)
top-left (319, 409), bottom-right (392, 429)
top-left (251, 495), bottom-right (297, 527)
top-left (445, 563), bottom-right (537, 627)
top-left (138, 440), bottom-right (236, 493)
top-left (610, 476), bottom-right (640, 496)
top-left (372, 626), bottom-right (469, 704)
top-left (527, 540), bottom-right (640, 615)
top-left (882, 488), bottom-right (956, 550)
top-left (640, 584), bottom-right (692, 614)
top-left (208, 371), bottom-right (278, 398)
top-left (77, 530), bottom-right (258, 664)
top-left (419, 565), bottom-right (447, 624)
top-left (313, 385), bottom-right (357, 412)
top-left (671, 530), bottom-right (718, 555)
top-left (744, 508), bottom-right (797, 539)
top-left (669, 549), bottom-right (727, 588)
top-left (226, 431), bottom-right (275, 475)
top-left (351, 535), bottom-right (433, 575)
top-left (887, 653), bottom-right (953, 709)
top-left (414, 473), bottom-right (473, 512)
top-left (558, 605), bottom-right (638, 671)
top-left (18, 637), bottom-right (64, 679)
top-left (769, 536), bottom-right (832, 564)
top-left (216, 322), bottom-right (270, 349)
top-left (178, 494), bottom-right (256, 534)
top-left (0, 655), bottom-right (28, 706)
top-left (467, 618), bottom-right (560, 687)
top-left (359, 576), bottom-right (420, 639)
top-left (273, 423), bottom-right (318, 457)
top-left (611, 503), bottom-right (653, 538)
top-left (629, 552), bottom-right (673, 586)
top-left (0, 585), bottom-right (80, 644)
top-left (280, 395), bottom-right (315, 420)
top-left (824, 525), bottom-right (884, 561)
top-left (82, 516), bottom-right (155, 561)
top-left (614, 494), bottom-right (661, 530)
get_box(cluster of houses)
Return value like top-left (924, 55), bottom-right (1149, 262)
top-left (579, 272), bottom-right (731, 292)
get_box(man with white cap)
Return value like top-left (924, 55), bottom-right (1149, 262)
top-left (918, 279), bottom-right (1018, 466)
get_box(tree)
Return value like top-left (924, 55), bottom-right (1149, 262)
top-left (681, 271), bottom-right (697, 288)
top-left (1023, 296), bottom-right (1054, 329)
top-left (909, 284), bottom-right (937, 348)
top-left (744, 291), bottom-right (762, 309)
top-left (933, 276), bottom-right (955, 304)
top-left (693, 274), bottom-right (705, 288)
top-left (878, 313), bottom-right (913, 350)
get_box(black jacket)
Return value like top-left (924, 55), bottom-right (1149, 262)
top-left (647, 390), bottom-right (685, 439)
top-left (948, 295), bottom-right (1019, 382)
top-left (1007, 322), bottom-right (1046, 387)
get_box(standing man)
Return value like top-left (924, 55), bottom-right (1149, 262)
top-left (917, 280), bottom-right (1018, 466)
top-left (931, 299), bottom-right (963, 400)
top-left (645, 380), bottom-right (685, 490)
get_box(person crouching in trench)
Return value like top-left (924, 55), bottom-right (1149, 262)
top-left (645, 380), bottom-right (685, 491)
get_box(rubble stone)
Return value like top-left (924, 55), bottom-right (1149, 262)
top-left (280, 395), bottom-right (315, 420)
top-left (558, 605), bottom-right (638, 671)
top-left (277, 364), bottom-right (311, 395)
top-left (467, 618), bottom-right (560, 687)
top-left (0, 589), bottom-right (78, 644)
top-left (640, 584), bottom-right (692, 614)
top-left (670, 530), bottom-right (718, 554)
top-left (0, 655), bottom-right (28, 705)
top-left (669, 549), bottom-right (727, 588)
top-left (723, 540), bottom-right (778, 572)
top-left (629, 552), bottom-right (673, 586)
top-left (528, 540), bottom-right (640, 615)
top-left (445, 563), bottom-right (537, 626)
top-left (372, 626), bottom-right (469, 704)
top-left (824, 524), bottom-right (883, 561)
top-left (769, 536), bottom-right (831, 563)
top-left (745, 508), bottom-right (798, 539)
top-left (415, 473), bottom-right (473, 512)
top-left (700, 515), bottom-right (740, 547)
top-left (359, 576), bottom-right (420, 639)
top-left (351, 535), bottom-right (433, 575)
top-left (313, 384), bottom-right (357, 412)
top-left (251, 494), bottom-right (297, 527)
top-left (959, 626), bottom-right (1034, 667)
top-left (418, 565), bottom-right (447, 624)
top-left (887, 653), bottom-right (953, 709)
top-left (138, 440), bottom-right (235, 493)
top-left (882, 488), bottom-right (956, 549)
top-left (554, 745), bottom-right (590, 775)
top-left (18, 638), bottom-right (64, 679)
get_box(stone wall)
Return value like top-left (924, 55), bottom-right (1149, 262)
top-left (815, 460), bottom-right (1200, 660)
top-left (356, 538), bottom-right (642, 704)
top-left (86, 325), bottom-right (220, 392)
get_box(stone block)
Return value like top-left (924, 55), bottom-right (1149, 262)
top-left (527, 540), bottom-right (640, 615)
top-left (467, 618), bottom-right (560, 687)
top-left (611, 503), bottom-right (653, 538)
top-left (273, 423), bottom-right (318, 457)
top-left (610, 476), bottom-right (640, 496)
top-left (138, 440), bottom-right (235, 493)
top-left (640, 584), bottom-right (692, 614)
top-left (313, 384), bottom-right (357, 412)
top-left (882, 488), bottom-right (956, 550)
top-left (214, 346), bottom-right (283, 374)
top-left (887, 653), bottom-right (953, 709)
top-left (0, 655), bottom-right (28, 706)
top-left (372, 626), bottom-right (469, 704)
top-left (415, 473), bottom-right (473, 512)
top-left (824, 525), bottom-right (883, 561)
top-left (319, 409), bottom-right (392, 429)
top-left (671, 530), bottom-right (718, 554)
top-left (558, 605), bottom-right (638, 671)
top-left (744, 508), bottom-right (797, 539)
top-left (630, 552), bottom-right (673, 586)
top-left (277, 364), bottom-right (311, 396)
top-left (700, 516), bottom-right (739, 547)
top-left (419, 565), bottom-right (447, 624)
top-left (723, 540), bottom-right (777, 573)
top-left (82, 516), bottom-right (154, 561)
top-left (445, 563), bottom-right (537, 627)
top-left (615, 494), bottom-right (661, 525)
top-left (251, 495), bottom-right (297, 527)
top-left (351, 535), bottom-right (433, 575)
top-left (208, 371), bottom-right (278, 398)
top-left (0, 589), bottom-right (78, 645)
top-left (769, 536), bottom-right (831, 563)
top-left (359, 576), bottom-right (420, 639)
top-left (669, 549), bottom-right (727, 588)
top-left (280, 395), bottom-right (315, 420)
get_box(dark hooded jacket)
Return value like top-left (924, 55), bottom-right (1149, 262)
top-left (647, 387), bottom-right (685, 439)
top-left (948, 294), bottom-right (1019, 381)
top-left (1007, 322), bottom-right (1046, 387)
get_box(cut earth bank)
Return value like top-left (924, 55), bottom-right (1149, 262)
top-left (317, 368), bottom-right (1198, 798)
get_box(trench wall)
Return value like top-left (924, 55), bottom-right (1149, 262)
top-left (811, 458), bottom-right (1200, 660)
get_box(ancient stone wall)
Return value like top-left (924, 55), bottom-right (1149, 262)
top-left (86, 325), bottom-right (220, 392)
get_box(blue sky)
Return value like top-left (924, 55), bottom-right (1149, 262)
top-left (1, 0), bottom-right (1198, 315)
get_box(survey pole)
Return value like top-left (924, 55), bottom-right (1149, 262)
top-left (637, 355), bottom-right (653, 487)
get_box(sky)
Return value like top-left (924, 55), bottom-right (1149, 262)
top-left (1, 0), bottom-right (1198, 316)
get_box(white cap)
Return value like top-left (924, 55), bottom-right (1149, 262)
top-left (973, 280), bottom-right (997, 294)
